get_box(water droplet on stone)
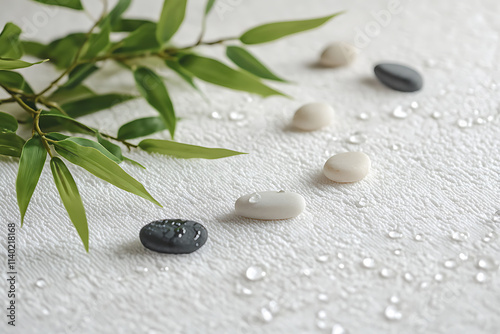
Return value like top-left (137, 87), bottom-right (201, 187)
top-left (393, 249), bottom-right (402, 256)
top-left (348, 132), bottom-right (367, 144)
top-left (388, 230), bottom-right (403, 239)
top-left (459, 252), bottom-right (469, 261)
top-left (391, 105), bottom-right (408, 119)
top-left (362, 257), bottom-right (376, 268)
top-left (434, 273), bottom-right (444, 282)
top-left (331, 324), bottom-right (346, 334)
top-left (317, 310), bottom-right (327, 319)
top-left (389, 295), bottom-right (400, 304)
top-left (431, 111), bottom-right (442, 119)
top-left (358, 112), bottom-right (370, 120)
top-left (356, 198), bottom-right (368, 208)
top-left (476, 256), bottom-right (499, 271)
top-left (248, 192), bottom-right (261, 204)
top-left (229, 111), bottom-right (246, 121)
top-left (475, 272), bottom-right (487, 283)
top-left (210, 111), bottom-right (222, 119)
top-left (260, 307), bottom-right (273, 322)
top-left (246, 265), bottom-right (266, 281)
top-left (444, 260), bottom-right (457, 269)
top-left (384, 305), bottom-right (402, 321)
top-left (316, 254), bottom-right (330, 263)
top-left (318, 293), bottom-right (329, 302)
top-left (278, 189), bottom-right (286, 193)
top-left (451, 231), bottom-right (469, 242)
top-left (403, 272), bottom-right (414, 282)
top-left (457, 119), bottom-right (469, 128)
top-left (380, 268), bottom-right (395, 278)
top-left (410, 101), bottom-right (419, 109)
top-left (35, 279), bottom-right (46, 288)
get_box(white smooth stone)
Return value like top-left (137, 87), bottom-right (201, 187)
top-left (319, 42), bottom-right (358, 67)
top-left (323, 152), bottom-right (371, 183)
top-left (292, 102), bottom-right (334, 131)
top-left (235, 191), bottom-right (306, 220)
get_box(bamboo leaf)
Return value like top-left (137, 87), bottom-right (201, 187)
top-left (134, 67), bottom-right (176, 138)
top-left (117, 116), bottom-right (166, 140)
top-left (33, 0), bottom-right (83, 10)
top-left (46, 33), bottom-right (86, 69)
top-left (53, 139), bottom-right (161, 206)
top-left (0, 111), bottom-right (18, 133)
top-left (111, 19), bottom-right (154, 32)
top-left (156, 0), bottom-right (187, 45)
top-left (205, 0), bottom-right (216, 14)
top-left (0, 58), bottom-right (47, 70)
top-left (50, 157), bottom-right (89, 251)
top-left (113, 22), bottom-right (159, 53)
top-left (60, 93), bottom-right (136, 118)
top-left (179, 54), bottom-right (286, 97)
top-left (139, 139), bottom-right (246, 159)
top-left (39, 110), bottom-right (96, 135)
top-left (226, 46), bottom-right (287, 82)
top-left (48, 85), bottom-right (96, 104)
top-left (83, 23), bottom-right (110, 59)
top-left (240, 12), bottom-right (343, 45)
top-left (165, 59), bottom-right (199, 91)
top-left (20, 40), bottom-right (48, 59)
top-left (16, 135), bottom-right (47, 225)
top-left (0, 23), bottom-right (23, 59)
top-left (61, 64), bottom-right (99, 89)
top-left (103, 0), bottom-right (132, 28)
top-left (0, 70), bottom-right (36, 109)
top-left (96, 133), bottom-right (124, 162)
top-left (47, 134), bottom-right (122, 164)
top-left (0, 132), bottom-right (25, 157)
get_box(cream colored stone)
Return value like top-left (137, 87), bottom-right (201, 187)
top-left (323, 152), bottom-right (371, 183)
top-left (319, 42), bottom-right (358, 67)
top-left (292, 102), bottom-right (334, 131)
top-left (235, 191), bottom-right (306, 220)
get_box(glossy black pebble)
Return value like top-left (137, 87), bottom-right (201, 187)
top-left (140, 219), bottom-right (208, 254)
top-left (374, 63), bottom-right (423, 92)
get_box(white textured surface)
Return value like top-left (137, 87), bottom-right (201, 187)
top-left (1, 0), bottom-right (500, 333)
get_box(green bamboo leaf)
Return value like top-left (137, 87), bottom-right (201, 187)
top-left (0, 23), bottom-right (23, 59)
top-left (113, 22), bottom-right (159, 54)
top-left (0, 112), bottom-right (18, 133)
top-left (61, 64), bottom-right (98, 89)
top-left (49, 84), bottom-right (96, 104)
top-left (111, 19), bottom-right (154, 32)
top-left (16, 135), bottom-right (47, 225)
top-left (83, 23), bottom-right (110, 59)
top-left (205, 0), bottom-right (216, 14)
top-left (20, 40), bottom-right (48, 59)
top-left (103, 0), bottom-right (131, 28)
top-left (0, 58), bottom-right (47, 70)
top-left (61, 93), bottom-right (136, 118)
top-left (123, 156), bottom-right (146, 169)
top-left (117, 116), bottom-right (166, 140)
top-left (156, 0), bottom-right (187, 45)
top-left (165, 59), bottom-right (199, 91)
top-left (134, 67), bottom-right (176, 138)
top-left (47, 134), bottom-right (122, 164)
top-left (40, 110), bottom-right (96, 135)
top-left (139, 139), bottom-right (246, 159)
top-left (46, 33), bottom-right (86, 69)
top-left (96, 133), bottom-right (124, 162)
top-left (33, 0), bottom-right (83, 10)
top-left (240, 12), bottom-right (343, 45)
top-left (50, 157), bottom-right (88, 251)
top-left (0, 132), bottom-right (25, 157)
top-left (0, 70), bottom-right (36, 109)
top-left (53, 139), bottom-right (161, 206)
top-left (179, 54), bottom-right (286, 97)
top-left (226, 46), bottom-right (287, 82)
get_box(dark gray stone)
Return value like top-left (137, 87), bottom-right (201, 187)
top-left (140, 219), bottom-right (208, 254)
top-left (374, 63), bottom-right (423, 92)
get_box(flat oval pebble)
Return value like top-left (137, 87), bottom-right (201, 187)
top-left (374, 63), bottom-right (423, 92)
top-left (235, 191), bottom-right (306, 220)
top-left (292, 102), bottom-right (334, 131)
top-left (323, 152), bottom-right (371, 183)
top-left (139, 219), bottom-right (207, 254)
top-left (319, 42), bottom-right (358, 67)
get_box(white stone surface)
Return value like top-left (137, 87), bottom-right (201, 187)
top-left (319, 42), bottom-right (358, 67)
top-left (323, 152), bottom-right (371, 183)
top-left (292, 102), bottom-right (335, 131)
top-left (1, 0), bottom-right (500, 333)
top-left (235, 191), bottom-right (306, 220)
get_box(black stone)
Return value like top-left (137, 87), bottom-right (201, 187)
top-left (139, 219), bottom-right (208, 254)
top-left (374, 63), bottom-right (423, 92)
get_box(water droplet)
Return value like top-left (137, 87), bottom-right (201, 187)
top-left (41, 308), bottom-right (50, 316)
top-left (337, 252), bottom-right (344, 259)
top-left (356, 198), bottom-right (368, 208)
top-left (248, 193), bottom-right (261, 204)
top-left (390, 144), bottom-right (401, 151)
top-left (443, 260), bottom-right (457, 269)
top-left (475, 272), bottom-right (487, 283)
top-left (414, 234), bottom-right (423, 241)
top-left (403, 272), bottom-right (414, 282)
top-left (456, 119), bottom-right (469, 128)
top-left (348, 132), bottom-right (367, 144)
top-left (425, 59), bottom-right (437, 68)
top-left (362, 257), bottom-right (376, 269)
top-left (410, 101), bottom-right (419, 109)
top-left (451, 231), bottom-right (469, 242)
top-left (331, 324), bottom-right (346, 334)
top-left (246, 265), bottom-right (266, 281)
top-left (35, 279), bottom-right (46, 288)
top-left (135, 266), bottom-right (148, 273)
top-left (475, 117), bottom-right (486, 125)
top-left (316, 254), bottom-right (330, 263)
top-left (419, 281), bottom-right (429, 289)
top-left (388, 230), bottom-right (403, 239)
top-left (277, 189), bottom-right (286, 193)
top-left (236, 283), bottom-right (252, 296)
top-left (380, 268), bottom-right (395, 278)
top-left (389, 295), bottom-right (400, 304)
top-left (431, 111), bottom-right (442, 119)
top-left (391, 105), bottom-right (408, 119)
top-left (434, 273), bottom-right (444, 282)
top-left (338, 263), bottom-right (345, 269)
top-left (317, 320), bottom-right (327, 329)
top-left (493, 210), bottom-right (500, 223)
top-left (229, 111), bottom-right (246, 121)
top-left (459, 252), bottom-right (469, 261)
top-left (393, 249), bottom-right (402, 256)
top-left (268, 300), bottom-right (280, 314)
top-left (317, 310), bottom-right (327, 319)
top-left (476, 256), bottom-right (499, 271)
top-left (318, 293), bottom-right (329, 302)
top-left (260, 307), bottom-right (273, 322)
top-left (439, 89), bottom-right (447, 96)
top-left (358, 112), bottom-right (370, 120)
top-left (302, 268), bottom-right (313, 276)
top-left (483, 231), bottom-right (495, 243)
top-left (210, 111), bottom-right (222, 119)
top-left (384, 305), bottom-right (402, 321)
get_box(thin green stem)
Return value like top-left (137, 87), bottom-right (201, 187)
top-left (99, 132), bottom-right (138, 150)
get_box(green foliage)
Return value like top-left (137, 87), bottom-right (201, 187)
top-left (0, 0), bottom-right (341, 250)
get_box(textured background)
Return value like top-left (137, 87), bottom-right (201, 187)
top-left (1, 0), bottom-right (499, 333)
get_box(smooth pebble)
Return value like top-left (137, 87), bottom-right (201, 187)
top-left (374, 63), bottom-right (423, 92)
top-left (292, 102), bottom-right (334, 131)
top-left (319, 42), bottom-right (358, 67)
top-left (323, 152), bottom-right (371, 183)
top-left (139, 219), bottom-right (208, 254)
top-left (235, 191), bottom-right (306, 220)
